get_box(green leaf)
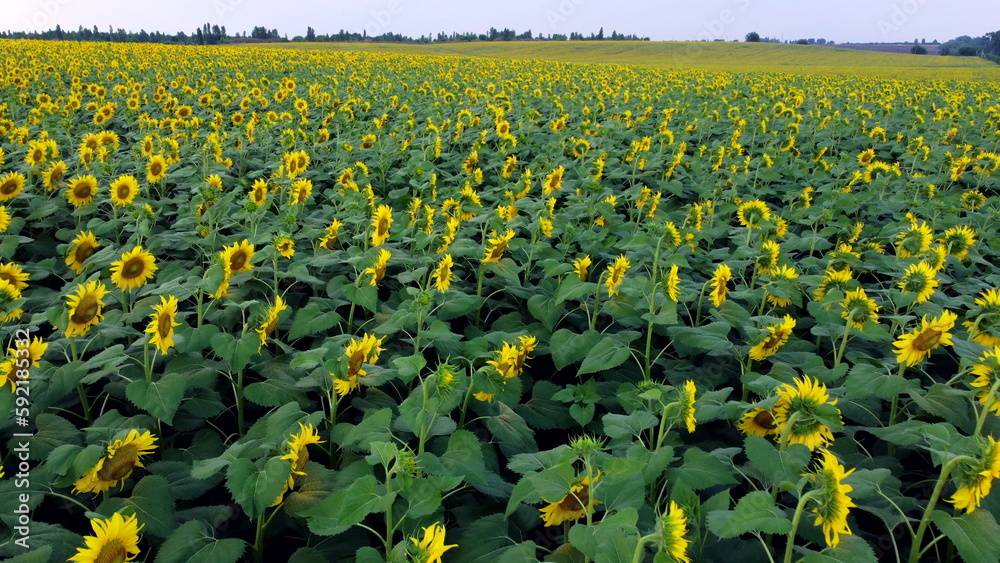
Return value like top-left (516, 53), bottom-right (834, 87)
top-left (343, 283), bottom-right (378, 313)
top-left (745, 436), bottom-right (811, 487)
top-left (225, 457), bottom-right (292, 519)
top-left (440, 429), bottom-right (487, 484)
top-left (668, 322), bottom-right (733, 352)
top-left (398, 475), bottom-right (442, 519)
top-left (301, 474), bottom-right (395, 536)
top-left (526, 462), bottom-right (577, 501)
top-left (930, 509), bottom-right (1000, 563)
top-left (154, 520), bottom-right (247, 563)
top-left (528, 294), bottom-right (564, 332)
top-left (603, 411), bottom-right (658, 440)
top-left (125, 373), bottom-right (186, 425)
top-left (288, 301), bottom-right (342, 340)
top-left (485, 403), bottom-right (537, 452)
top-left (667, 447), bottom-right (738, 490)
top-left (125, 475), bottom-right (177, 538)
top-left (577, 336), bottom-right (631, 376)
top-left (800, 535), bottom-right (878, 563)
top-left (550, 329), bottom-right (601, 370)
top-left (707, 491), bottom-right (792, 538)
top-left (844, 363), bottom-right (908, 401)
top-left (340, 408), bottom-right (394, 452)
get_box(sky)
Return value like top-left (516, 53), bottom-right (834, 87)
top-left (1, 0), bottom-right (996, 44)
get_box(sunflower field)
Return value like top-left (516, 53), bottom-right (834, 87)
top-left (1, 38), bottom-right (1000, 563)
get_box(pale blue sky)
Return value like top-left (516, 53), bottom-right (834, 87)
top-left (1, 0), bottom-right (995, 43)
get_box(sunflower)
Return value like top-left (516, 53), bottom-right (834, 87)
top-left (939, 225), bottom-right (976, 261)
top-left (657, 501), bottom-right (692, 563)
top-left (764, 265), bottom-right (799, 307)
top-left (0, 171), bottom-right (26, 202)
top-left (857, 148), bottom-right (876, 166)
top-left (66, 231), bottom-right (101, 274)
top-left (0, 262), bottom-right (29, 292)
top-left (409, 522), bottom-right (457, 563)
top-left (219, 239), bottom-right (255, 275)
top-left (895, 220), bottom-right (932, 259)
top-left (539, 472), bottom-right (602, 527)
top-left (483, 229), bottom-right (515, 263)
top-left (542, 166), bottom-right (565, 195)
top-left (897, 261), bottom-right (938, 303)
top-left (146, 154), bottom-right (168, 183)
top-left (567, 255), bottom-right (590, 283)
top-left (0, 278), bottom-right (22, 322)
top-left (814, 269), bottom-right (853, 301)
top-left (0, 206), bottom-right (9, 233)
top-left (893, 310), bottom-right (958, 366)
top-left (290, 178), bottom-right (312, 205)
top-left (948, 437), bottom-right (1000, 514)
top-left (371, 205), bottom-right (393, 246)
top-left (110, 246), bottom-right (158, 292)
top-left (665, 263), bottom-right (681, 303)
top-left (72, 429), bottom-right (158, 494)
top-left (772, 375), bottom-right (840, 451)
top-left (709, 263), bottom-right (732, 308)
top-left (364, 248), bottom-right (391, 286)
top-left (361, 134), bottom-right (376, 149)
top-left (738, 407), bottom-right (778, 437)
top-left (840, 288), bottom-right (880, 328)
top-left (964, 289), bottom-right (1000, 347)
top-left (333, 333), bottom-right (385, 396)
top-left (256, 296), bottom-right (288, 351)
top-left (145, 295), bottom-right (180, 355)
top-left (64, 280), bottom-right (110, 337)
top-left (43, 160), bottom-right (67, 190)
top-left (756, 240), bottom-right (781, 275)
top-left (109, 174), bottom-right (139, 207)
top-left (749, 315), bottom-right (796, 361)
top-left (736, 199), bottom-right (771, 229)
top-left (319, 219), bottom-right (344, 250)
top-left (272, 422), bottom-right (324, 506)
top-left (249, 178), bottom-right (268, 207)
top-left (807, 449), bottom-right (856, 548)
top-left (678, 380), bottom-right (697, 433)
top-left (961, 189), bottom-right (986, 210)
top-left (68, 512), bottom-right (143, 563)
top-left (605, 254), bottom-right (630, 296)
top-left (433, 254), bottom-right (455, 292)
top-left (10, 336), bottom-right (48, 368)
top-left (971, 347), bottom-right (1000, 415)
top-left (65, 174), bottom-right (98, 207)
top-left (275, 236), bottom-right (295, 258)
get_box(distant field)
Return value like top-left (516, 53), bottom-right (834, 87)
top-left (838, 43), bottom-right (942, 55)
top-left (255, 40), bottom-right (1000, 80)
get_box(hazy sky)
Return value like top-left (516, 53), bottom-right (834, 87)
top-left (2, 0), bottom-right (995, 44)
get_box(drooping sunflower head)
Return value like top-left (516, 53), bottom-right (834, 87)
top-left (68, 512), bottom-right (143, 563)
top-left (66, 231), bottom-right (101, 275)
top-left (961, 189), bottom-right (986, 210)
top-left (939, 225), bottom-right (976, 261)
top-left (678, 380), bottom-right (697, 433)
top-left (807, 449), bottom-right (856, 548)
top-left (710, 263), bottom-right (733, 308)
top-left (272, 422), bottom-right (325, 506)
top-left (964, 289), bottom-right (1000, 347)
top-left (895, 220), bottom-right (932, 259)
top-left (364, 248), bottom-right (392, 287)
top-left (66, 174), bottom-right (99, 207)
top-left (840, 288), bottom-right (880, 329)
top-left (109, 174), bottom-right (140, 207)
top-left (605, 254), bottom-right (631, 296)
top-left (432, 253), bottom-right (455, 292)
top-left (572, 255), bottom-right (592, 282)
top-left (749, 315), bottom-right (796, 361)
top-left (539, 472), bottom-right (602, 527)
top-left (655, 501), bottom-right (692, 563)
top-left (893, 309), bottom-right (958, 366)
top-left (897, 261), bottom-right (938, 303)
top-left (772, 375), bottom-right (840, 451)
top-left (409, 522), bottom-right (458, 563)
top-left (319, 218), bottom-right (344, 250)
top-left (64, 280), bottom-right (110, 337)
top-left (110, 246), bottom-right (158, 292)
top-left (948, 436), bottom-right (1000, 514)
top-left (970, 347), bottom-right (1000, 415)
top-left (665, 263), bottom-right (681, 303)
top-left (72, 429), bottom-right (158, 494)
top-left (736, 199), bottom-right (771, 229)
top-left (145, 295), bottom-right (180, 355)
top-left (738, 407), bottom-right (779, 438)
top-left (482, 229), bottom-right (515, 264)
top-left (334, 333), bottom-right (385, 396)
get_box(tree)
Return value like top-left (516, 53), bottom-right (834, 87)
top-left (911, 45), bottom-right (927, 55)
top-left (745, 31), bottom-right (760, 42)
top-left (306, 26), bottom-right (315, 41)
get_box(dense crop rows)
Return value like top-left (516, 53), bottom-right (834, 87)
top-left (1, 39), bottom-right (1000, 562)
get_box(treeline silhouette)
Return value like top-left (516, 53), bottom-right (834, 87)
top-left (1, 23), bottom-right (649, 44)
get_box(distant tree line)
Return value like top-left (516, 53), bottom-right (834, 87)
top-left (0, 23), bottom-right (648, 45)
top-left (940, 32), bottom-right (1000, 59)
top-left (745, 32), bottom-right (833, 45)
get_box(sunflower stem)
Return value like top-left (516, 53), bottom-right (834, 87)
top-left (631, 533), bottom-right (661, 563)
top-left (833, 323), bottom-right (851, 368)
top-left (784, 490), bottom-right (822, 563)
top-left (143, 341), bottom-right (152, 382)
top-left (326, 387), bottom-right (340, 467)
top-left (235, 368), bottom-right (245, 437)
top-left (254, 513), bottom-right (266, 563)
top-left (655, 402), bottom-right (678, 451)
top-left (777, 411), bottom-right (803, 452)
top-left (908, 456), bottom-right (972, 563)
top-left (69, 337), bottom-right (92, 423)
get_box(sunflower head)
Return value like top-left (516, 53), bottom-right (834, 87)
top-left (0, 171), bottom-right (25, 202)
top-left (710, 263), bottom-right (732, 307)
top-left (145, 295), bottom-right (180, 355)
top-left (773, 375), bottom-right (841, 451)
top-left (109, 175), bottom-right (140, 207)
top-left (948, 437), bottom-right (1000, 514)
top-left (409, 523), bottom-right (457, 563)
top-left (73, 429), bottom-right (158, 494)
top-left (66, 231), bottom-right (101, 274)
top-left (655, 501), bottom-right (692, 563)
top-left (538, 472), bottom-right (602, 527)
top-left (738, 407), bottom-right (779, 437)
top-left (940, 225), bottom-right (976, 261)
top-left (897, 261), bottom-right (938, 303)
top-left (605, 254), bottom-right (630, 296)
top-left (840, 288), bottom-right (879, 328)
top-left (110, 246), bottom-right (158, 292)
top-left (64, 280), bottom-right (110, 337)
top-left (749, 315), bottom-right (796, 361)
top-left (68, 512), bottom-right (143, 563)
top-left (893, 310), bottom-right (958, 366)
top-left (736, 199), bottom-right (771, 229)
top-left (371, 205), bottom-right (393, 246)
top-left (807, 449), bottom-right (856, 548)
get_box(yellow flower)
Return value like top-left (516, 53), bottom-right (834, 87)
top-left (409, 522), bottom-right (457, 563)
top-left (65, 231), bottom-right (101, 274)
top-left (893, 310), bottom-right (957, 366)
top-left (219, 239), bottom-right (255, 276)
top-left (573, 255), bottom-right (592, 282)
top-left (68, 512), bottom-right (143, 563)
top-left (658, 501), bottom-right (692, 563)
top-left (275, 235), bottom-right (295, 258)
top-left (256, 295), bottom-right (288, 351)
top-left (749, 315), bottom-right (796, 361)
top-left (964, 289), bottom-right (1000, 347)
top-left (109, 174), bottom-right (139, 207)
top-left (0, 262), bottom-right (29, 292)
top-left (840, 288), bottom-right (879, 328)
top-left (542, 165), bottom-right (565, 195)
top-left (73, 430), bottom-right (158, 494)
top-left (756, 240), bottom-right (781, 275)
top-left (0, 171), bottom-right (26, 202)
top-left (605, 255), bottom-right (630, 297)
top-left (145, 295), bottom-right (180, 355)
top-left (857, 148), bottom-right (875, 166)
top-left (43, 160), bottom-right (67, 190)
top-left (773, 375), bottom-right (840, 451)
top-left (319, 219), bottom-right (344, 250)
top-left (710, 263), bottom-right (732, 308)
top-left (364, 248), bottom-right (391, 286)
top-left (971, 348), bottom-right (1000, 415)
top-left (249, 178), bottom-right (268, 207)
top-left (433, 254), bottom-right (455, 292)
top-left (0, 206), bottom-right (9, 233)
top-left (290, 178), bottom-right (313, 205)
top-left (9, 336), bottom-right (48, 368)
top-left (736, 199), bottom-right (771, 229)
top-left (146, 154), bottom-right (168, 183)
top-left (539, 472), bottom-right (602, 527)
top-left (333, 333), bottom-right (385, 396)
top-left (764, 265), bottom-right (799, 307)
top-left (808, 449), bottom-right (856, 548)
top-left (665, 264), bottom-right (680, 303)
top-left (897, 261), bottom-right (938, 303)
top-left (371, 204), bottom-right (393, 246)
top-left (679, 380), bottom-right (697, 433)
top-left (949, 437), bottom-right (1000, 513)
top-left (939, 225), bottom-right (976, 261)
top-left (272, 422), bottom-right (324, 506)
top-left (738, 407), bottom-right (778, 438)
top-left (64, 280), bottom-right (110, 337)
top-left (66, 174), bottom-right (98, 207)
top-left (110, 246), bottom-right (158, 292)
top-left (895, 220), bottom-right (932, 258)
top-left (483, 229), bottom-right (515, 263)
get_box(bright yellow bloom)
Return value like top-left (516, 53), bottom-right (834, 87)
top-left (840, 288), bottom-right (880, 328)
top-left (333, 334), bottom-right (385, 396)
top-left (939, 225), bottom-right (976, 261)
top-left (275, 235), bottom-right (295, 258)
top-left (364, 248), bottom-right (391, 286)
top-left (679, 380), bottom-right (697, 433)
top-left (658, 501), bottom-right (692, 563)
top-left (736, 199), bottom-right (771, 229)
top-left (433, 254), bottom-right (455, 292)
top-left (109, 175), bottom-right (139, 207)
top-left (146, 295), bottom-right (180, 354)
top-left (272, 423), bottom-right (324, 506)
top-left (893, 310), bottom-right (957, 366)
top-left (66, 174), bottom-right (98, 207)
top-left (573, 255), bottom-right (592, 282)
top-left (69, 512), bottom-right (143, 563)
top-left (146, 154), bottom-right (168, 183)
top-left (964, 289), bottom-right (1000, 347)
top-left (898, 261), bottom-right (938, 303)
top-left (73, 430), bottom-right (158, 494)
top-left (808, 449), bottom-right (857, 548)
top-left (773, 375), bottom-right (840, 451)
top-left (0, 171), bottom-right (26, 202)
top-left (409, 522), bottom-right (457, 563)
top-left (738, 408), bottom-right (778, 438)
top-left (539, 473), bottom-right (602, 527)
top-left (371, 204), bottom-right (393, 246)
top-left (256, 296), bottom-right (288, 351)
top-left (749, 315), bottom-right (796, 361)
top-left (65, 231), bottom-right (101, 274)
top-left (895, 221), bottom-right (932, 258)
top-left (665, 264), bottom-right (680, 303)
top-left (483, 229), bottom-right (515, 263)
top-left (290, 178), bottom-right (313, 205)
top-left (110, 246), bottom-right (158, 292)
top-left (64, 280), bottom-right (110, 337)
top-left (710, 263), bottom-right (732, 307)
top-left (220, 239), bottom-right (255, 276)
top-left (949, 437), bottom-right (1000, 513)
top-left (605, 255), bottom-right (630, 296)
